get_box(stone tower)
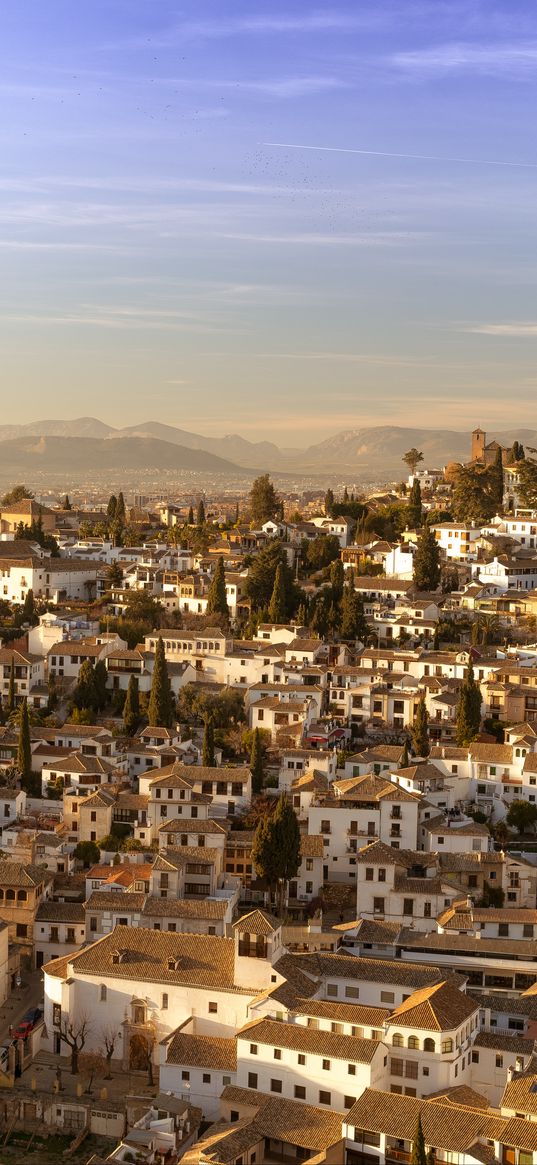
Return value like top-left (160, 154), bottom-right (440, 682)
top-left (471, 428), bottom-right (486, 464)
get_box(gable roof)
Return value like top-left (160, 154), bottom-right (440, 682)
top-left (388, 981), bottom-right (478, 1032)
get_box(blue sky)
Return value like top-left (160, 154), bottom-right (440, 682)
top-left (2, 0), bottom-right (537, 445)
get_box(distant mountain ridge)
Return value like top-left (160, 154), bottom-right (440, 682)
top-left (0, 419), bottom-right (535, 476)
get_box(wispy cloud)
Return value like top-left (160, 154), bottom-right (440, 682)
top-left (102, 10), bottom-right (369, 51)
top-left (263, 141), bottom-right (537, 169)
top-left (0, 305), bottom-right (240, 334)
top-left (0, 239), bottom-right (120, 251)
top-left (391, 41), bottom-right (537, 78)
top-left (465, 322), bottom-right (537, 336)
top-left (254, 351), bottom-right (438, 366)
top-left (214, 230), bottom-right (421, 246)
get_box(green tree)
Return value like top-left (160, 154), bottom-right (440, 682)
top-left (206, 557), bottom-right (229, 620)
top-left (310, 592), bottom-right (331, 637)
top-left (124, 590), bottom-right (163, 625)
top-left (411, 695), bottom-right (430, 757)
top-left (324, 488), bottom-right (334, 517)
top-left (340, 570), bottom-right (368, 641)
top-left (16, 697), bottom-right (32, 780)
top-left (22, 588), bottom-right (36, 625)
top-left (93, 660), bottom-right (108, 711)
top-left (407, 479), bottom-right (422, 527)
top-left (506, 800), bottom-right (537, 836)
top-left (123, 675), bottom-right (140, 736)
top-left (455, 665), bottom-right (482, 746)
top-left (1, 485), bottom-right (33, 505)
top-left (64, 494), bottom-right (72, 510)
top-left (148, 637), bottom-right (174, 728)
top-left (478, 881), bottom-right (505, 908)
top-left (451, 466), bottom-right (498, 524)
top-left (491, 445), bottom-right (504, 508)
top-left (250, 726), bottom-right (265, 795)
top-left (107, 495), bottom-right (117, 522)
top-left (249, 474), bottom-right (280, 525)
top-left (251, 795), bottom-right (301, 915)
top-left (410, 1116), bottom-right (427, 1165)
top-left (329, 558), bottom-right (344, 602)
top-left (268, 563), bottom-right (287, 623)
top-left (402, 449), bottom-right (424, 476)
top-left (107, 561), bottom-right (123, 588)
top-left (413, 526), bottom-right (441, 591)
top-left (202, 716), bottom-right (216, 767)
top-left (306, 534), bottom-right (341, 571)
top-left (74, 840), bottom-right (101, 867)
top-left (400, 738), bottom-right (409, 768)
top-left (246, 540), bottom-right (298, 615)
top-left (516, 458), bottom-right (537, 509)
top-left (187, 505), bottom-right (194, 525)
top-left (197, 498), bottom-right (206, 526)
top-left (73, 659), bottom-right (98, 715)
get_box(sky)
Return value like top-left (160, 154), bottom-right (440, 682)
top-left (2, 0), bottom-right (537, 446)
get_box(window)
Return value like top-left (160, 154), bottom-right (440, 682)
top-left (100, 985), bottom-right (107, 1002)
top-left (326, 984), bottom-right (338, 997)
top-left (423, 1038), bottom-right (435, 1052)
top-left (322, 1059), bottom-right (331, 1071)
top-left (345, 986), bottom-right (360, 1000)
top-left (405, 1061), bottom-right (418, 1080)
top-left (365, 867), bottom-right (374, 881)
top-left (208, 1002), bottom-right (217, 1014)
top-left (344, 1095), bottom-right (356, 1108)
top-left (373, 898), bottom-right (385, 914)
top-left (378, 868), bottom-right (386, 882)
top-left (294, 1085), bottom-right (306, 1099)
top-left (248, 1073), bottom-right (258, 1089)
top-left (298, 1053), bottom-right (306, 1065)
top-left (89, 917), bottom-right (97, 932)
top-left (441, 1039), bottom-right (453, 1054)
top-left (274, 1048), bottom-right (282, 1060)
top-left (498, 923), bottom-right (509, 937)
top-left (250, 1044), bottom-right (258, 1055)
top-left (162, 993), bottom-right (168, 1010)
top-left (403, 899), bottom-right (414, 916)
top-left (16, 923), bottom-right (27, 938)
top-left (319, 1090), bottom-right (331, 1105)
top-left (381, 991), bottom-right (395, 1004)
top-left (182, 1071), bottom-right (190, 1082)
top-left (495, 1054), bottom-right (503, 1069)
top-left (392, 1034), bottom-right (404, 1047)
top-left (348, 1063), bottom-right (356, 1075)
top-left (472, 1051), bottom-right (479, 1063)
top-left (270, 1079), bottom-right (282, 1094)
top-left (407, 1036), bottom-right (419, 1050)
top-left (390, 1058), bottom-right (404, 1077)
top-left (203, 1073), bottom-right (211, 1084)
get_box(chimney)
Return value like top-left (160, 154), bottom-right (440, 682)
top-left (515, 1056), bottom-right (524, 1073)
top-left (507, 1066), bottom-right (514, 1083)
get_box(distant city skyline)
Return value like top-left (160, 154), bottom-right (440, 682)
top-left (2, 0), bottom-right (537, 442)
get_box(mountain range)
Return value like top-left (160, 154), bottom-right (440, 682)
top-left (0, 419), bottom-right (535, 477)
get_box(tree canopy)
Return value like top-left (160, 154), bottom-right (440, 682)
top-left (249, 474), bottom-right (280, 525)
top-left (251, 795), bottom-right (301, 915)
top-left (413, 526), bottom-right (441, 591)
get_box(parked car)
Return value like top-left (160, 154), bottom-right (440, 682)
top-left (13, 1020), bottom-right (33, 1040)
top-left (22, 1007), bottom-right (42, 1026)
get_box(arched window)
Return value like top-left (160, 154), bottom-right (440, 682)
top-left (392, 1034), bottom-right (404, 1047)
top-left (441, 1038), bottom-right (453, 1054)
top-left (424, 1038), bottom-right (435, 1052)
top-left (6, 889), bottom-right (15, 901)
top-left (408, 1036), bottom-right (420, 1050)
top-left (17, 890), bottom-right (27, 902)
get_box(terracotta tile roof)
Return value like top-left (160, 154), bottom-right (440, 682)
top-left (43, 924), bottom-right (245, 990)
top-left (469, 743), bottom-right (514, 763)
top-left (238, 1016), bottom-right (379, 1063)
top-left (0, 861), bottom-right (49, 887)
top-left (474, 1031), bottom-right (534, 1054)
top-left (333, 774), bottom-right (419, 803)
top-left (233, 909), bottom-right (280, 935)
top-left (501, 1073), bottom-right (537, 1116)
top-left (289, 998), bottom-right (389, 1026)
top-left (287, 951), bottom-right (458, 990)
top-left (345, 1088), bottom-right (506, 1151)
top-left (299, 834), bottom-right (324, 858)
top-left (85, 891), bottom-right (146, 912)
top-left (165, 1030), bottom-right (237, 1070)
top-left (399, 928), bottom-right (537, 958)
top-left (142, 896), bottom-right (228, 920)
top-left (158, 818), bottom-right (226, 835)
top-left (425, 1085), bottom-right (491, 1110)
top-left (388, 981), bottom-right (478, 1032)
top-left (219, 1086), bottom-right (345, 1151)
top-left (35, 901), bottom-right (85, 922)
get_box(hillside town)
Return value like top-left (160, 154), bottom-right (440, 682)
top-left (2, 430), bottom-right (537, 1163)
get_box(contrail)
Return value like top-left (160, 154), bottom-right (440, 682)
top-left (262, 141), bottom-right (537, 170)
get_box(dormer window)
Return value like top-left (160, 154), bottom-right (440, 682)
top-left (167, 956), bottom-right (181, 970)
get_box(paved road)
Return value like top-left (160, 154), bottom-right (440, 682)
top-left (0, 968), bottom-right (43, 1041)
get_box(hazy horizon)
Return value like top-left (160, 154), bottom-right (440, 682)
top-left (3, 0), bottom-right (537, 442)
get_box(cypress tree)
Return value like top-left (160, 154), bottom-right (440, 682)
top-left (8, 658), bottom-right (15, 713)
top-left (324, 488), bottom-right (334, 517)
top-left (123, 675), bottom-right (140, 736)
top-left (251, 795), bottom-right (301, 916)
top-left (411, 695), bottom-right (430, 757)
top-left (250, 726), bottom-right (264, 794)
top-left (187, 505), bottom-right (194, 525)
top-left (268, 563), bottom-right (287, 623)
top-left (196, 498), bottom-right (206, 526)
top-left (17, 698), bottom-right (32, 781)
top-left (107, 495), bottom-right (117, 522)
top-left (411, 1116), bottom-right (428, 1165)
top-left (492, 445), bottom-right (504, 508)
top-left (329, 558), bottom-right (344, 603)
top-left (202, 716), bottom-right (216, 767)
top-left (206, 557), bottom-right (229, 619)
top-left (148, 637), bottom-right (174, 728)
top-left (413, 526), bottom-right (441, 591)
top-left (340, 569), bottom-right (368, 641)
top-left (73, 659), bottom-right (98, 714)
top-left (22, 588), bottom-right (36, 625)
top-left (93, 660), bottom-right (108, 711)
top-left (401, 738), bottom-right (409, 768)
top-left (456, 664), bottom-right (482, 745)
top-left (64, 495), bottom-right (72, 510)
top-left (408, 479), bottom-right (422, 527)
top-left (115, 491), bottom-right (126, 527)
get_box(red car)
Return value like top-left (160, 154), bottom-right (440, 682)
top-left (13, 1021), bottom-right (32, 1040)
